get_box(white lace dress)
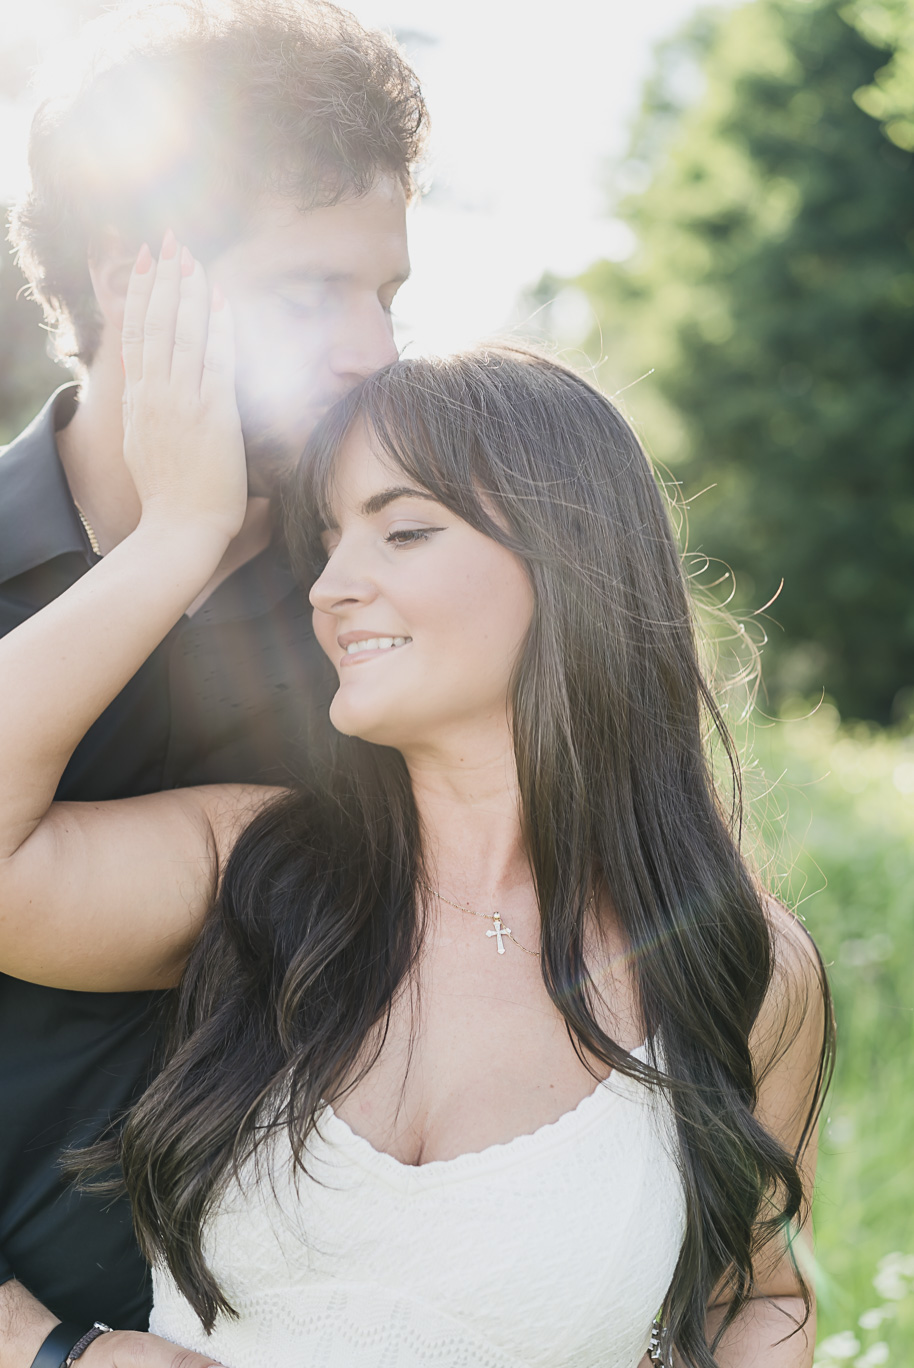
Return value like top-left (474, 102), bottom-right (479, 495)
top-left (150, 1046), bottom-right (686, 1368)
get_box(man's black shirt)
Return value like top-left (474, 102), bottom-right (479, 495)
top-left (0, 386), bottom-right (324, 1327)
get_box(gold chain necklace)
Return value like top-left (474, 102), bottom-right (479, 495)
top-left (423, 884), bottom-right (541, 958)
top-left (73, 501), bottom-right (102, 557)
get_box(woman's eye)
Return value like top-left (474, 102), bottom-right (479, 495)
top-left (384, 527), bottom-right (445, 547)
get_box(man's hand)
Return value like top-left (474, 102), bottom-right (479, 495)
top-left (0, 1281), bottom-right (223, 1368)
top-left (80, 1330), bottom-right (223, 1368)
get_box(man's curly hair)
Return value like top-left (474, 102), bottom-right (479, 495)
top-left (9, 0), bottom-right (428, 366)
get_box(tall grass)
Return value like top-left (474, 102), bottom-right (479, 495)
top-left (746, 705), bottom-right (914, 1357)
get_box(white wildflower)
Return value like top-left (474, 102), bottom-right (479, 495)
top-left (876, 1252), bottom-right (914, 1279)
top-left (854, 1343), bottom-right (889, 1368)
top-left (858, 1307), bottom-right (895, 1330)
top-left (873, 1269), bottom-right (908, 1301)
top-left (818, 1332), bottom-right (862, 1359)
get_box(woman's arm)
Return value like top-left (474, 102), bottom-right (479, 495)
top-left (0, 237), bottom-right (265, 991)
top-left (699, 906), bottom-right (829, 1366)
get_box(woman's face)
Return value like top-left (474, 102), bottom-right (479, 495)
top-left (309, 424), bottom-right (535, 756)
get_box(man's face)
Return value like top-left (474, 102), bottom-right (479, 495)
top-left (208, 178), bottom-right (409, 495)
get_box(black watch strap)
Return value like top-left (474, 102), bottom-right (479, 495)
top-left (29, 1323), bottom-right (84, 1368)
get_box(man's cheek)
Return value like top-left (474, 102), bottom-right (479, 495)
top-left (241, 303), bottom-right (323, 366)
top-left (236, 353), bottom-right (306, 414)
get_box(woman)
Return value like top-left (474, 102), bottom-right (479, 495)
top-left (0, 241), bottom-right (831, 1368)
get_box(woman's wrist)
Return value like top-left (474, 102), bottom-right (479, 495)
top-left (129, 510), bottom-right (236, 577)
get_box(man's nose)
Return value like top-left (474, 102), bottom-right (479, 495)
top-left (327, 300), bottom-right (399, 380)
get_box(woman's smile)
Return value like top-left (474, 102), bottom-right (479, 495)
top-left (338, 632), bottom-right (413, 665)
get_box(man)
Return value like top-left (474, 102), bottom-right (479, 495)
top-left (0, 3), bottom-right (426, 1365)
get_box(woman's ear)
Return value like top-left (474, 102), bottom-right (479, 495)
top-left (87, 230), bottom-right (140, 333)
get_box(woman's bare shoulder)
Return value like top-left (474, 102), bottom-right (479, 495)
top-left (762, 895), bottom-right (828, 1016)
top-left (751, 893), bottom-right (831, 1119)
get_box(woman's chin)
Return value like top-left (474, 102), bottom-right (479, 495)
top-left (328, 697), bottom-right (407, 749)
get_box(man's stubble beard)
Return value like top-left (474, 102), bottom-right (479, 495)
top-left (237, 394), bottom-right (309, 499)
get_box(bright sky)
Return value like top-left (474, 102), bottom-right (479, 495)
top-left (353, 0), bottom-right (737, 353)
top-left (0, 0), bottom-right (736, 354)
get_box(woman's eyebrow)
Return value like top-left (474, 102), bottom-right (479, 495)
top-left (360, 486), bottom-right (440, 516)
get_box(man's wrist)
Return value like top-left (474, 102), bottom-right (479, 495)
top-left (28, 1322), bottom-right (84, 1368)
top-left (27, 1321), bottom-right (115, 1368)
top-left (0, 1280), bottom-right (58, 1368)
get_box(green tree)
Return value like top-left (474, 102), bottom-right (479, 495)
top-left (848, 0), bottom-right (914, 150)
top-left (561, 0), bottom-right (914, 722)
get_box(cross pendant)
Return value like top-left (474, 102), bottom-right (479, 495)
top-left (486, 914), bottom-right (513, 955)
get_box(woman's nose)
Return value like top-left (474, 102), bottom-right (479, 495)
top-left (309, 546), bottom-right (377, 614)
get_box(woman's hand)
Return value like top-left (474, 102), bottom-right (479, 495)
top-left (80, 1330), bottom-right (224, 1368)
top-left (0, 1285), bottom-right (225, 1368)
top-left (121, 230), bottom-right (247, 547)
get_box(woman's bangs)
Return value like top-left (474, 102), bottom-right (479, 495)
top-left (315, 364), bottom-right (510, 544)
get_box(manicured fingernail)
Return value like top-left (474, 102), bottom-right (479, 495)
top-left (120, 352), bottom-right (126, 375)
top-left (161, 228), bottom-right (177, 260)
top-left (135, 243), bottom-right (153, 274)
top-left (211, 283), bottom-right (225, 312)
top-left (180, 245), bottom-right (194, 278)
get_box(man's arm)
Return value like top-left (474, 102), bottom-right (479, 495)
top-left (0, 1279), bottom-right (223, 1368)
top-left (0, 1279), bottom-right (61, 1368)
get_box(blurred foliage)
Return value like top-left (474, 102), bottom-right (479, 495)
top-left (746, 707), bottom-right (914, 1353)
top-left (0, 235), bottom-right (67, 445)
top-left (539, 0), bottom-right (914, 723)
top-left (848, 0), bottom-right (914, 149)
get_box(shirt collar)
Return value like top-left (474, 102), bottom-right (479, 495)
top-left (0, 383), bottom-right (87, 584)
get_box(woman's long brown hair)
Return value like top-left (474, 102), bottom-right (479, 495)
top-left (78, 345), bottom-right (833, 1365)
